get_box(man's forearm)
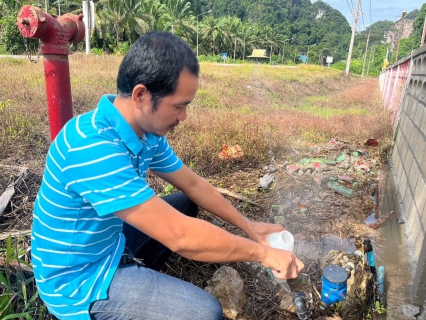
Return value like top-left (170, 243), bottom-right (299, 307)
top-left (174, 216), bottom-right (267, 263)
top-left (116, 195), bottom-right (266, 264)
top-left (184, 176), bottom-right (252, 233)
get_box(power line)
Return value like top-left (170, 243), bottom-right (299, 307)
top-left (346, 0), bottom-right (355, 18)
top-left (369, 0), bottom-right (372, 26)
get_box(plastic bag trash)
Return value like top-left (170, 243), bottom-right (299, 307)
top-left (258, 173), bottom-right (275, 191)
top-left (218, 144), bottom-right (243, 159)
top-left (355, 160), bottom-right (371, 173)
top-left (313, 162), bottom-right (321, 169)
top-left (365, 138), bottom-right (378, 147)
top-left (287, 165), bottom-right (300, 172)
top-left (336, 153), bottom-right (346, 163)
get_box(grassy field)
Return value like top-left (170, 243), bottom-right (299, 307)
top-left (1, 54), bottom-right (392, 174)
top-left (0, 54), bottom-right (394, 319)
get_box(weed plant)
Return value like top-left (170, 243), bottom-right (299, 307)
top-left (0, 235), bottom-right (47, 319)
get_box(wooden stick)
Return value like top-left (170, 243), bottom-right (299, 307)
top-left (0, 229), bottom-right (32, 241)
top-left (0, 168), bottom-right (28, 216)
top-left (216, 187), bottom-right (261, 207)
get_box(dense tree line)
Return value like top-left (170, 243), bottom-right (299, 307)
top-left (1, 0), bottom-right (425, 75)
top-left (1, 0), bottom-right (351, 63)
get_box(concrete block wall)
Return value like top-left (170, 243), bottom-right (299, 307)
top-left (385, 46), bottom-right (426, 304)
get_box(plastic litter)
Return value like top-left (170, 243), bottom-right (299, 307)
top-left (218, 144), bottom-right (243, 159)
top-left (355, 160), bottom-right (371, 173)
top-left (258, 173), bottom-right (275, 191)
top-left (336, 153), bottom-right (346, 163)
top-left (338, 175), bottom-right (354, 181)
top-left (313, 162), bottom-right (321, 169)
top-left (366, 211), bottom-right (394, 229)
top-left (287, 165), bottom-right (300, 172)
top-left (365, 138), bottom-right (378, 147)
top-left (327, 181), bottom-right (353, 197)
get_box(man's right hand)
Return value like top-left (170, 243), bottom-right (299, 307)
top-left (260, 247), bottom-right (304, 280)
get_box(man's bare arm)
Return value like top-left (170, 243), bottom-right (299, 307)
top-left (115, 196), bottom-right (303, 279)
top-left (154, 165), bottom-right (285, 244)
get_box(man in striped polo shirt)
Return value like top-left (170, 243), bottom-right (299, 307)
top-left (32, 31), bottom-right (304, 319)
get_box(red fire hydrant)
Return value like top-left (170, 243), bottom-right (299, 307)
top-left (16, 6), bottom-right (85, 140)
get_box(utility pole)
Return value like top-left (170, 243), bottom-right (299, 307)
top-left (83, 1), bottom-right (94, 54)
top-left (367, 45), bottom-right (375, 76)
top-left (421, 13), bottom-right (426, 47)
top-left (345, 0), bottom-right (361, 76)
top-left (361, 31), bottom-right (370, 78)
top-left (395, 11), bottom-right (407, 62)
top-left (234, 38), bottom-right (236, 60)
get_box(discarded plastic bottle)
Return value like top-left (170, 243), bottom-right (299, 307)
top-left (258, 173), bottom-right (275, 191)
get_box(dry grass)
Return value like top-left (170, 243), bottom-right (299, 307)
top-left (0, 54), bottom-right (394, 319)
top-left (0, 54), bottom-right (392, 174)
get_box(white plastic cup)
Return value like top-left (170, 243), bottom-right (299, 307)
top-left (266, 231), bottom-right (294, 252)
top-left (266, 231), bottom-right (294, 293)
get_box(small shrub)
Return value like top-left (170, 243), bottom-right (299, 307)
top-left (0, 235), bottom-right (47, 318)
top-left (0, 12), bottom-right (38, 55)
top-left (90, 47), bottom-right (104, 55)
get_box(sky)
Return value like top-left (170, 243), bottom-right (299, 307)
top-left (316, 0), bottom-right (425, 29)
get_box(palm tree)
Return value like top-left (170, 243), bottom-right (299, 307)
top-left (140, 0), bottom-right (166, 31)
top-left (162, 0), bottom-right (192, 35)
top-left (238, 22), bottom-right (255, 60)
top-left (95, 0), bottom-right (151, 50)
top-left (221, 16), bottom-right (242, 59)
top-left (199, 16), bottom-right (227, 55)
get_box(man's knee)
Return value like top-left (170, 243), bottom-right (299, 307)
top-left (199, 294), bottom-right (223, 320)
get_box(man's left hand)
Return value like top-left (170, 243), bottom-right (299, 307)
top-left (244, 221), bottom-right (286, 246)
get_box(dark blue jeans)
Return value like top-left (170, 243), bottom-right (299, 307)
top-left (89, 192), bottom-right (223, 319)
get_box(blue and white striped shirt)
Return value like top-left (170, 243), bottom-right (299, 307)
top-left (32, 94), bottom-right (183, 319)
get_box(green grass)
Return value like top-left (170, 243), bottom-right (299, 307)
top-left (0, 236), bottom-right (47, 319)
top-left (295, 105), bottom-right (368, 118)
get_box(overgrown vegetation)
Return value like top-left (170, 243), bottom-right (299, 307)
top-left (0, 235), bottom-right (47, 319)
top-left (0, 56), bottom-right (394, 318)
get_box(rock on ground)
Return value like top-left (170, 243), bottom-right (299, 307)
top-left (205, 266), bottom-right (247, 320)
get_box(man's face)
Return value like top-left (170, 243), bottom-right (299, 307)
top-left (135, 69), bottom-right (199, 137)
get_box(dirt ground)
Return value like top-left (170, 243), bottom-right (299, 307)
top-left (156, 136), bottom-right (389, 320)
top-left (0, 81), bottom-right (390, 319)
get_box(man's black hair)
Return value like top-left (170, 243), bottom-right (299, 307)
top-left (117, 31), bottom-right (199, 110)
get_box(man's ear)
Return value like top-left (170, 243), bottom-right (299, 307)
top-left (132, 84), bottom-right (150, 109)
